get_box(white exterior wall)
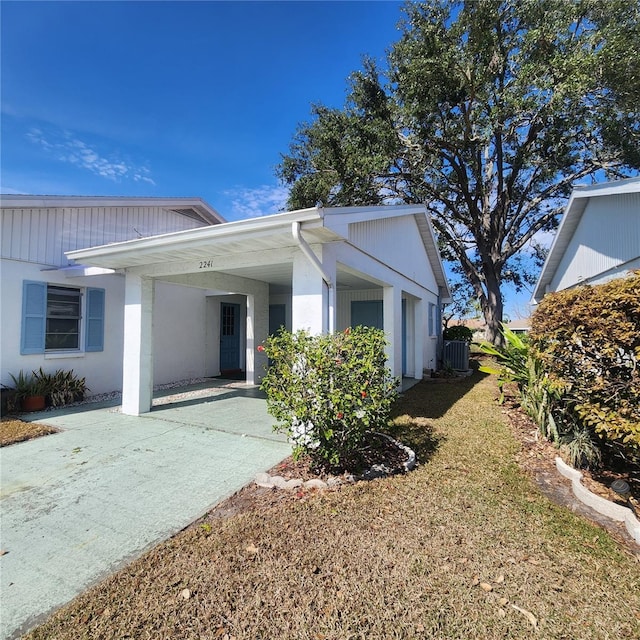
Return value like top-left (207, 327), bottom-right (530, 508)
top-left (550, 193), bottom-right (640, 291)
top-left (348, 215), bottom-right (439, 292)
top-left (152, 283), bottom-right (216, 386)
top-left (1, 206), bottom-right (206, 268)
top-left (0, 205), bottom-right (217, 397)
top-left (0, 258), bottom-right (126, 394)
top-left (0, 260), bottom-right (220, 394)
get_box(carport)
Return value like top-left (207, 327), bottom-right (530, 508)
top-left (67, 205), bottom-right (449, 416)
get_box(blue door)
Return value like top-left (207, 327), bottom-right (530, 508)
top-left (220, 303), bottom-right (241, 372)
top-left (351, 300), bottom-right (383, 329)
top-left (269, 304), bottom-right (286, 335)
top-left (352, 299), bottom-right (407, 376)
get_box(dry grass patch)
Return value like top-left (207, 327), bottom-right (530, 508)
top-left (25, 371), bottom-right (640, 640)
top-left (0, 418), bottom-right (58, 447)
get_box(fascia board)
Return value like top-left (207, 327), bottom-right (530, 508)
top-left (322, 204), bottom-right (451, 298)
top-left (532, 191), bottom-right (591, 302)
top-left (66, 208), bottom-right (322, 264)
top-left (571, 176), bottom-right (640, 198)
top-left (322, 204), bottom-right (427, 227)
top-left (414, 211), bottom-right (451, 299)
top-left (532, 178), bottom-right (640, 302)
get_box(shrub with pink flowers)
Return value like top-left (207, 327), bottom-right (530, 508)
top-left (260, 327), bottom-right (398, 469)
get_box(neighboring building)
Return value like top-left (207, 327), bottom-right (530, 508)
top-left (1, 197), bottom-right (450, 415)
top-left (451, 317), bottom-right (530, 343)
top-left (532, 177), bottom-right (640, 303)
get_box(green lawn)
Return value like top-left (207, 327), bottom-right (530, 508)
top-left (27, 369), bottom-right (639, 639)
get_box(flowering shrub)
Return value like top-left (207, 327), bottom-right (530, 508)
top-left (260, 327), bottom-right (399, 468)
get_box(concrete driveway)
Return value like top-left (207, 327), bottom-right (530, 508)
top-left (0, 382), bottom-right (290, 640)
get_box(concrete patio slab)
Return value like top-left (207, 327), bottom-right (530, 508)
top-left (0, 382), bottom-right (290, 640)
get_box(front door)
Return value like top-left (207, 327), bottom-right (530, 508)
top-left (351, 300), bottom-right (383, 329)
top-left (220, 302), bottom-right (241, 372)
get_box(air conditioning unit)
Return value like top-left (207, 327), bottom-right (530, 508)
top-left (443, 340), bottom-right (470, 371)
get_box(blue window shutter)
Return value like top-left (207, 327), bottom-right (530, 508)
top-left (85, 288), bottom-right (105, 352)
top-left (428, 303), bottom-right (435, 336)
top-left (21, 281), bottom-right (46, 354)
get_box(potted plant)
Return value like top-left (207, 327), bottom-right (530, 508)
top-left (9, 370), bottom-right (47, 412)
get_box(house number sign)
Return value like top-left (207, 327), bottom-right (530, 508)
top-left (199, 260), bottom-right (216, 269)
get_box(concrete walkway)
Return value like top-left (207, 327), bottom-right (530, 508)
top-left (0, 382), bottom-right (291, 640)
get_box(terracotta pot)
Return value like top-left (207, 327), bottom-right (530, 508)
top-left (22, 395), bottom-right (46, 412)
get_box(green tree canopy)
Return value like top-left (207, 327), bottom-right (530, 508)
top-left (277, 0), bottom-right (640, 344)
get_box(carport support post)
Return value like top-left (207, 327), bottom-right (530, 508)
top-left (413, 297), bottom-right (425, 379)
top-left (245, 284), bottom-right (269, 385)
top-left (383, 286), bottom-right (403, 381)
top-left (122, 274), bottom-right (154, 415)
top-left (291, 247), bottom-right (334, 334)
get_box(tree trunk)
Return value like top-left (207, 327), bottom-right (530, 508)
top-left (482, 273), bottom-right (504, 348)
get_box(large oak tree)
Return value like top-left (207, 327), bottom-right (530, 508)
top-left (277, 0), bottom-right (639, 344)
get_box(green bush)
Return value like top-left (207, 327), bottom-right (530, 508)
top-left (9, 368), bottom-right (89, 408)
top-left (443, 324), bottom-right (474, 342)
top-left (479, 325), bottom-right (599, 467)
top-left (35, 368), bottom-right (89, 407)
top-left (479, 326), bottom-right (530, 401)
top-left (530, 273), bottom-right (640, 466)
top-left (260, 327), bottom-right (399, 469)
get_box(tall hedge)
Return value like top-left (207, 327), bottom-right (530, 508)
top-left (530, 273), bottom-right (640, 463)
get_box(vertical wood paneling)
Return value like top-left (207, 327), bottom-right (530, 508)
top-left (551, 193), bottom-right (640, 291)
top-left (349, 215), bottom-right (438, 290)
top-left (1, 210), bottom-right (12, 257)
top-left (1, 205), bottom-right (211, 267)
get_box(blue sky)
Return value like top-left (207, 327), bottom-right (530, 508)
top-left (1, 0), bottom-right (536, 318)
top-left (1, 0), bottom-right (403, 218)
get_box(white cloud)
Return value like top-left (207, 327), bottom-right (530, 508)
top-left (224, 184), bottom-right (290, 219)
top-left (26, 127), bottom-right (155, 186)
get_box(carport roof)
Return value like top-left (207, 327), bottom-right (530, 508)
top-left (66, 204), bottom-right (450, 296)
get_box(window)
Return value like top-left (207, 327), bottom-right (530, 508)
top-left (46, 286), bottom-right (81, 349)
top-left (21, 281), bottom-right (105, 355)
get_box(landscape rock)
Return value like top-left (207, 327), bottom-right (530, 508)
top-left (303, 479), bottom-right (328, 490)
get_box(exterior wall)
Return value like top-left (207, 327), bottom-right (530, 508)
top-left (336, 289), bottom-right (383, 330)
top-left (0, 205), bottom-right (216, 397)
top-left (550, 193), bottom-right (640, 292)
top-left (1, 206), bottom-right (206, 268)
top-left (1, 258), bottom-right (125, 394)
top-left (152, 283), bottom-right (217, 386)
top-left (1, 259), bottom-right (219, 394)
top-left (348, 215), bottom-right (439, 291)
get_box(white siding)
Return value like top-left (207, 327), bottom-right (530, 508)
top-left (0, 206), bottom-right (207, 268)
top-left (550, 193), bottom-right (640, 291)
top-left (348, 215), bottom-right (439, 292)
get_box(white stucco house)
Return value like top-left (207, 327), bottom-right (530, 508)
top-left (532, 177), bottom-right (640, 303)
top-left (1, 195), bottom-right (450, 415)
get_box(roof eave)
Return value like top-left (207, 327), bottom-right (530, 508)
top-left (65, 207), bottom-right (323, 267)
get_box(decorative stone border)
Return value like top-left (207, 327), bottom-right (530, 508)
top-left (555, 456), bottom-right (640, 545)
top-left (255, 434), bottom-right (416, 491)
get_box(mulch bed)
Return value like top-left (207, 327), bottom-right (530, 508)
top-left (501, 396), bottom-right (639, 552)
top-left (0, 418), bottom-right (59, 447)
